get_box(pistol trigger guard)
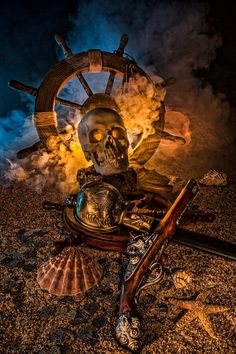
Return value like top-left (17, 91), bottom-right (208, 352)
top-left (135, 261), bottom-right (163, 299)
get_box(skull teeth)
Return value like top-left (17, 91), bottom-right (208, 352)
top-left (118, 154), bottom-right (124, 160)
top-left (93, 148), bottom-right (126, 167)
top-left (105, 149), bottom-right (117, 160)
top-left (99, 154), bottom-right (125, 166)
top-left (100, 157), bottom-right (119, 167)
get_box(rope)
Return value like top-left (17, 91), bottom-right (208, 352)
top-left (34, 111), bottom-right (57, 127)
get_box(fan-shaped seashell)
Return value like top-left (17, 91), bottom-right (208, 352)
top-left (172, 270), bottom-right (192, 289)
top-left (37, 247), bottom-right (103, 296)
top-left (199, 169), bottom-right (227, 186)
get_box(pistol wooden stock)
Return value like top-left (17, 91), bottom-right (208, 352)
top-left (116, 179), bottom-right (200, 352)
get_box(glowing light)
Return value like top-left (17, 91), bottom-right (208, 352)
top-left (4, 75), bottom-right (191, 194)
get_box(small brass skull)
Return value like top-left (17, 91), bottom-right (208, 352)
top-left (78, 108), bottom-right (129, 176)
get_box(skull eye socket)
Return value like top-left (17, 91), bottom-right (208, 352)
top-left (111, 127), bottom-right (124, 139)
top-left (90, 129), bottom-right (103, 142)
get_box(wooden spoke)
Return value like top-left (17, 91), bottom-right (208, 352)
top-left (76, 72), bottom-right (93, 97)
top-left (9, 80), bottom-right (82, 111)
top-left (55, 33), bottom-right (93, 97)
top-left (161, 130), bottom-right (186, 144)
top-left (9, 80), bottom-right (38, 96)
top-left (115, 34), bottom-right (128, 57)
top-left (112, 34), bottom-right (129, 94)
top-left (105, 70), bottom-right (116, 95)
top-left (155, 77), bottom-right (176, 89)
top-left (121, 64), bottom-right (130, 92)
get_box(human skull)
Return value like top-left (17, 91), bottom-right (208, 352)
top-left (78, 108), bottom-right (129, 176)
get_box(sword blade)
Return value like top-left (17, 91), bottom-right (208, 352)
top-left (173, 227), bottom-right (236, 261)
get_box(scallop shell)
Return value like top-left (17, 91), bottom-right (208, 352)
top-left (37, 247), bottom-right (103, 296)
top-left (172, 270), bottom-right (192, 289)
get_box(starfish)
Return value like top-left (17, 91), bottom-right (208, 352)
top-left (169, 291), bottom-right (229, 339)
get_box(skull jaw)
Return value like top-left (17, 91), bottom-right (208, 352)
top-left (91, 155), bottom-right (129, 176)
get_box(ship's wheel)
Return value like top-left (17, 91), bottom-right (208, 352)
top-left (9, 34), bottom-right (176, 159)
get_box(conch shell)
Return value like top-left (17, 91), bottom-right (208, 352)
top-left (37, 247), bottom-right (103, 296)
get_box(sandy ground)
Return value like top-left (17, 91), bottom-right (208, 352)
top-left (0, 177), bottom-right (236, 354)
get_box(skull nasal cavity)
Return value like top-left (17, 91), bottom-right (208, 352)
top-left (105, 136), bottom-right (114, 149)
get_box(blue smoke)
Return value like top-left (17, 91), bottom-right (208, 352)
top-left (0, 0), bottom-right (233, 176)
top-left (0, 110), bottom-right (37, 162)
top-left (67, 1), bottom-right (128, 54)
top-left (0, 1), bottom-right (77, 162)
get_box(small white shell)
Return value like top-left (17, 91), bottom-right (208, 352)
top-left (172, 270), bottom-right (192, 289)
top-left (199, 169), bottom-right (227, 186)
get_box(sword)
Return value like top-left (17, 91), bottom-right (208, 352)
top-left (173, 228), bottom-right (236, 261)
top-left (43, 201), bottom-right (236, 261)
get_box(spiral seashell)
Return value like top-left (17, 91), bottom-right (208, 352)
top-left (37, 247), bottom-right (103, 296)
top-left (172, 270), bottom-right (192, 289)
